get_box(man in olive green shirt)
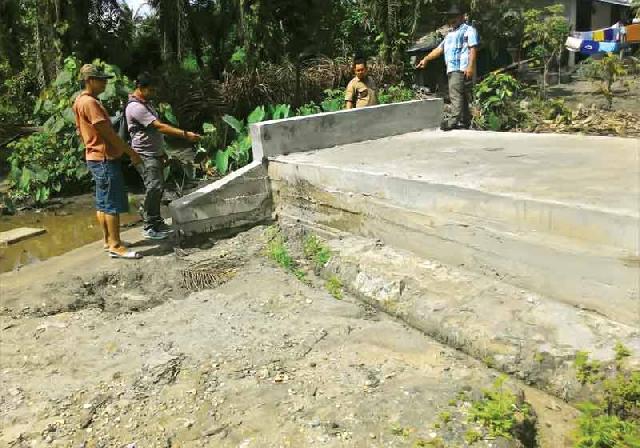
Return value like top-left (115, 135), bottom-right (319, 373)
top-left (345, 57), bottom-right (378, 109)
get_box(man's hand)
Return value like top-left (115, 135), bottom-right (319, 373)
top-left (416, 58), bottom-right (428, 70)
top-left (464, 66), bottom-right (475, 80)
top-left (184, 131), bottom-right (201, 143)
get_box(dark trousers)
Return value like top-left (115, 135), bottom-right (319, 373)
top-left (138, 156), bottom-right (164, 230)
top-left (447, 71), bottom-right (472, 128)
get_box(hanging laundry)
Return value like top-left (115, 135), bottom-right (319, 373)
top-left (626, 23), bottom-right (640, 43)
top-left (565, 36), bottom-right (582, 52)
top-left (599, 41), bottom-right (621, 53)
top-left (572, 31), bottom-right (593, 40)
top-left (579, 41), bottom-right (600, 55)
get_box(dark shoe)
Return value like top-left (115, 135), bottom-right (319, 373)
top-left (143, 228), bottom-right (170, 240)
top-left (154, 221), bottom-right (174, 233)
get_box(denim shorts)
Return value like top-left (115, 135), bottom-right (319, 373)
top-left (87, 159), bottom-right (129, 215)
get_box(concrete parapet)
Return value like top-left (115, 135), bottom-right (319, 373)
top-left (169, 161), bottom-right (272, 238)
top-left (250, 99), bottom-right (443, 160)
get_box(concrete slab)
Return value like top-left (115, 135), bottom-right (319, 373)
top-left (250, 99), bottom-right (443, 160)
top-left (169, 161), bottom-right (272, 238)
top-left (0, 227), bottom-right (46, 245)
top-left (269, 130), bottom-right (640, 325)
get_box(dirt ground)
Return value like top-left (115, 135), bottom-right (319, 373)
top-left (0, 226), bottom-right (578, 448)
top-left (548, 75), bottom-right (640, 114)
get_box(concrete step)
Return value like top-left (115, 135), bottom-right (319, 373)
top-left (281, 222), bottom-right (640, 403)
top-left (268, 130), bottom-right (640, 325)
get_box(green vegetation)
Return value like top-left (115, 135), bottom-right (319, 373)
top-left (390, 423), bottom-right (412, 438)
top-left (578, 54), bottom-right (639, 110)
top-left (576, 351), bottom-right (604, 385)
top-left (573, 345), bottom-right (640, 447)
top-left (522, 4), bottom-right (571, 98)
top-left (303, 235), bottom-right (332, 271)
top-left (6, 57), bottom-right (129, 204)
top-left (438, 411), bottom-right (452, 425)
top-left (326, 276), bottom-right (344, 300)
top-left (464, 429), bottom-right (483, 444)
top-left (470, 376), bottom-right (530, 440)
top-left (473, 73), bottom-right (527, 132)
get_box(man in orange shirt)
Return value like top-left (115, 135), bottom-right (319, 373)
top-left (73, 64), bottom-right (143, 259)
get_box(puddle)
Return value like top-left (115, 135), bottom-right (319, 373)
top-left (0, 196), bottom-right (139, 273)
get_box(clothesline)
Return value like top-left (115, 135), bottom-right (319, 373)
top-left (565, 22), bottom-right (640, 55)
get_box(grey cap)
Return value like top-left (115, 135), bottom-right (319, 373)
top-left (79, 64), bottom-right (114, 80)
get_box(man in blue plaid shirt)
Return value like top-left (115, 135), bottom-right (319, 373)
top-left (417, 4), bottom-right (479, 130)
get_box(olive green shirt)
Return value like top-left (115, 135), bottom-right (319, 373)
top-left (345, 76), bottom-right (378, 108)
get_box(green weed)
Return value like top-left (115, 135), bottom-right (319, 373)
top-left (303, 234), bottom-right (332, 270)
top-left (470, 376), bottom-right (529, 439)
top-left (413, 438), bottom-right (445, 448)
top-left (325, 276), bottom-right (343, 300)
top-left (574, 403), bottom-right (640, 448)
top-left (390, 423), bottom-right (412, 438)
top-left (576, 351), bottom-right (604, 385)
top-left (438, 411), bottom-right (452, 425)
top-left (464, 429), bottom-right (482, 444)
top-left (573, 346), bottom-right (640, 447)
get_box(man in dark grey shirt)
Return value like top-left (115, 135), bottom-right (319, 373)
top-left (126, 73), bottom-right (201, 239)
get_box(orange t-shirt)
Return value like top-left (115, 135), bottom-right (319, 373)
top-left (72, 93), bottom-right (123, 161)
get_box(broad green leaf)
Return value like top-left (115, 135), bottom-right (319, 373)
top-left (215, 149), bottom-right (230, 175)
top-left (19, 168), bottom-right (33, 190)
top-left (54, 70), bottom-right (73, 87)
top-left (247, 106), bottom-right (266, 125)
top-left (222, 115), bottom-right (245, 133)
top-left (203, 122), bottom-right (216, 134)
top-left (163, 166), bottom-right (171, 181)
top-left (164, 109), bottom-right (178, 126)
top-left (62, 107), bottom-right (75, 124)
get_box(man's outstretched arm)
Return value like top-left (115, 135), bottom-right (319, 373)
top-left (416, 46), bottom-right (444, 69)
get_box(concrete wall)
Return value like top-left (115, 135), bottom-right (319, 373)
top-left (169, 161), bottom-right (272, 238)
top-left (169, 99), bottom-right (444, 240)
top-left (250, 99), bottom-right (443, 161)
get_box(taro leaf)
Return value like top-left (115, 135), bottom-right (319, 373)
top-left (487, 113), bottom-right (502, 131)
top-left (248, 106), bottom-right (266, 125)
top-left (52, 181), bottom-right (62, 193)
top-left (215, 149), bottom-right (230, 175)
top-left (34, 169), bottom-right (49, 183)
top-left (19, 168), bottom-right (33, 190)
top-left (51, 118), bottom-right (66, 134)
top-left (272, 104), bottom-right (292, 120)
top-left (54, 70), bottom-right (73, 87)
top-left (35, 186), bottom-right (50, 204)
top-left (222, 115), bottom-right (245, 133)
top-left (163, 108), bottom-right (178, 126)
top-left (62, 107), bottom-right (75, 124)
top-left (74, 165), bottom-right (89, 179)
top-left (203, 122), bottom-right (216, 134)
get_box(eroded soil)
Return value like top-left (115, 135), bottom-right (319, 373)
top-left (0, 227), bottom-right (577, 447)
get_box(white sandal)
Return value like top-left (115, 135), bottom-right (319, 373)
top-left (109, 250), bottom-right (143, 259)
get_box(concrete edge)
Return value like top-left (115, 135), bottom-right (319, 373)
top-left (250, 99), bottom-right (444, 160)
top-left (169, 160), bottom-right (272, 239)
top-left (279, 219), bottom-right (640, 404)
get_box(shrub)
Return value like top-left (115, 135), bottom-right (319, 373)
top-left (7, 56), bottom-right (132, 204)
top-left (577, 54), bottom-right (632, 110)
top-left (470, 376), bottom-right (530, 439)
top-left (473, 73), bottom-right (527, 131)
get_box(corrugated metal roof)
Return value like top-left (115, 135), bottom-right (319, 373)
top-left (596, 0), bottom-right (631, 6)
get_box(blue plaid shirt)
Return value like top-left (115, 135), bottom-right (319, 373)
top-left (438, 23), bottom-right (479, 73)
